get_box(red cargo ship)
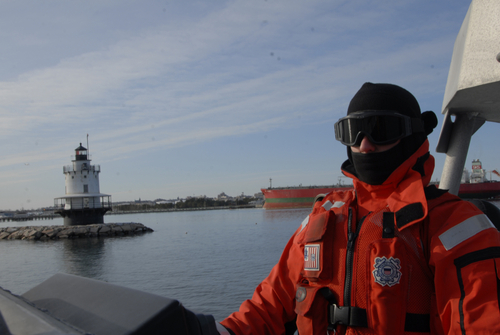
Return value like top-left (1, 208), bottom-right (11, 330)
top-left (262, 160), bottom-right (500, 209)
top-left (456, 159), bottom-right (500, 199)
top-left (261, 185), bottom-right (352, 209)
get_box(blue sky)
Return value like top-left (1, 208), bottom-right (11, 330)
top-left (0, 0), bottom-right (498, 210)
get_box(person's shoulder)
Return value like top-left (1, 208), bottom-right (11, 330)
top-left (425, 185), bottom-right (479, 215)
top-left (310, 189), bottom-right (355, 213)
top-left (424, 184), bottom-right (451, 201)
top-left (425, 185), bottom-right (500, 235)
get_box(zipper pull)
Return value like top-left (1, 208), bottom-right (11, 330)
top-left (347, 232), bottom-right (355, 248)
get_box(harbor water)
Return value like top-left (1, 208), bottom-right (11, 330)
top-left (1, 200), bottom-right (499, 322)
top-left (0, 207), bottom-right (310, 321)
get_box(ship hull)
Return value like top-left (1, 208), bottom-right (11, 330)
top-left (458, 182), bottom-right (500, 199)
top-left (261, 186), bottom-right (352, 209)
top-left (262, 182), bottom-right (500, 209)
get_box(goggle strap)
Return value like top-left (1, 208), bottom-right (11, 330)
top-left (410, 118), bottom-right (425, 134)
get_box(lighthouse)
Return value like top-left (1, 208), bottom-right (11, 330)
top-left (54, 143), bottom-right (112, 226)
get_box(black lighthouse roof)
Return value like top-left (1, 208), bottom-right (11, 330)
top-left (76, 143), bottom-right (86, 151)
top-left (75, 143), bottom-right (88, 161)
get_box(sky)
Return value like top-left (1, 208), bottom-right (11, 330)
top-left (0, 0), bottom-right (498, 210)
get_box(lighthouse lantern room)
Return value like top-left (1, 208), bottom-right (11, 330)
top-left (54, 143), bottom-right (112, 226)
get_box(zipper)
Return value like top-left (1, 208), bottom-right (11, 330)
top-left (343, 208), bottom-right (366, 306)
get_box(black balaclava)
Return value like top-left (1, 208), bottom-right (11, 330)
top-left (341, 82), bottom-right (437, 185)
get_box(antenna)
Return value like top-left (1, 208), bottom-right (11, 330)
top-left (87, 134), bottom-right (90, 160)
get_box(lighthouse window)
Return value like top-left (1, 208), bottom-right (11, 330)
top-left (84, 184), bottom-right (89, 193)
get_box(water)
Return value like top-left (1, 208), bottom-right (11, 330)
top-left (2, 200), bottom-right (499, 323)
top-left (0, 208), bottom-right (310, 321)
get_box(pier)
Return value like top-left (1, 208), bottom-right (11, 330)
top-left (0, 214), bottom-right (58, 222)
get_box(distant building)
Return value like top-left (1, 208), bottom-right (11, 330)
top-left (254, 192), bottom-right (264, 200)
top-left (217, 192), bottom-right (229, 201)
top-left (54, 143), bottom-right (112, 226)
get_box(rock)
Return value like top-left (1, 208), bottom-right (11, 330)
top-left (121, 224), bottom-right (133, 232)
top-left (0, 222), bottom-right (152, 241)
top-left (8, 230), bottom-right (24, 240)
top-left (72, 227), bottom-right (89, 237)
top-left (110, 225), bottom-right (123, 234)
top-left (88, 226), bottom-right (100, 235)
top-left (26, 231), bottom-right (42, 240)
top-left (23, 230), bottom-right (39, 239)
top-left (99, 225), bottom-right (111, 234)
top-left (42, 228), bottom-right (59, 239)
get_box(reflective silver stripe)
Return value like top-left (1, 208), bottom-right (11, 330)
top-left (322, 201), bottom-right (333, 211)
top-left (299, 215), bottom-right (309, 232)
top-left (439, 214), bottom-right (495, 251)
top-left (323, 200), bottom-right (345, 211)
top-left (332, 201), bottom-right (345, 208)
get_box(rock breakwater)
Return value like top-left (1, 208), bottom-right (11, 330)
top-left (0, 223), bottom-right (153, 241)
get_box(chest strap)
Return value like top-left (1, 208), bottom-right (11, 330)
top-left (328, 304), bottom-right (368, 328)
top-left (320, 287), bottom-right (367, 329)
top-left (320, 289), bottom-right (430, 332)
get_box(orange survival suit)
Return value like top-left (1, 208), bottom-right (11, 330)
top-left (221, 140), bottom-right (500, 334)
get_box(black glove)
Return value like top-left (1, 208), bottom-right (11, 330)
top-left (180, 305), bottom-right (219, 335)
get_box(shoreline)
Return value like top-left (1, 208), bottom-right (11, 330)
top-left (107, 204), bottom-right (260, 215)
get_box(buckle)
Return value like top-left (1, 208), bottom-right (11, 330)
top-left (328, 304), bottom-right (350, 325)
top-left (327, 304), bottom-right (368, 328)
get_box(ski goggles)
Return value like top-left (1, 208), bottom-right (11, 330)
top-left (334, 111), bottom-right (424, 146)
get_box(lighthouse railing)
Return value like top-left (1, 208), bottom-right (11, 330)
top-left (63, 165), bottom-right (100, 173)
top-left (54, 195), bottom-right (112, 211)
top-left (63, 165), bottom-right (74, 173)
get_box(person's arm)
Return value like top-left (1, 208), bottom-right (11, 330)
top-left (430, 202), bottom-right (500, 334)
top-left (221, 229), bottom-right (303, 335)
top-left (216, 322), bottom-right (233, 335)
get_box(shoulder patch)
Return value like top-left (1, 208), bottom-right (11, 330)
top-left (439, 214), bottom-right (495, 251)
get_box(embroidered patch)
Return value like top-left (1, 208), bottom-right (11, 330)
top-left (304, 244), bottom-right (320, 271)
top-left (372, 256), bottom-right (402, 287)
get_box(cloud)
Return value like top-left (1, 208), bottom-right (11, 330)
top-left (0, 0), bottom-right (477, 208)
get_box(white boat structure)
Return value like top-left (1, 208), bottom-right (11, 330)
top-left (436, 0), bottom-right (500, 194)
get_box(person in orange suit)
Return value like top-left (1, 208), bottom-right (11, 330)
top-left (218, 83), bottom-right (500, 334)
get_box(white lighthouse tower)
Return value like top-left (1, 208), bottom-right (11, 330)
top-left (54, 143), bottom-right (112, 226)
